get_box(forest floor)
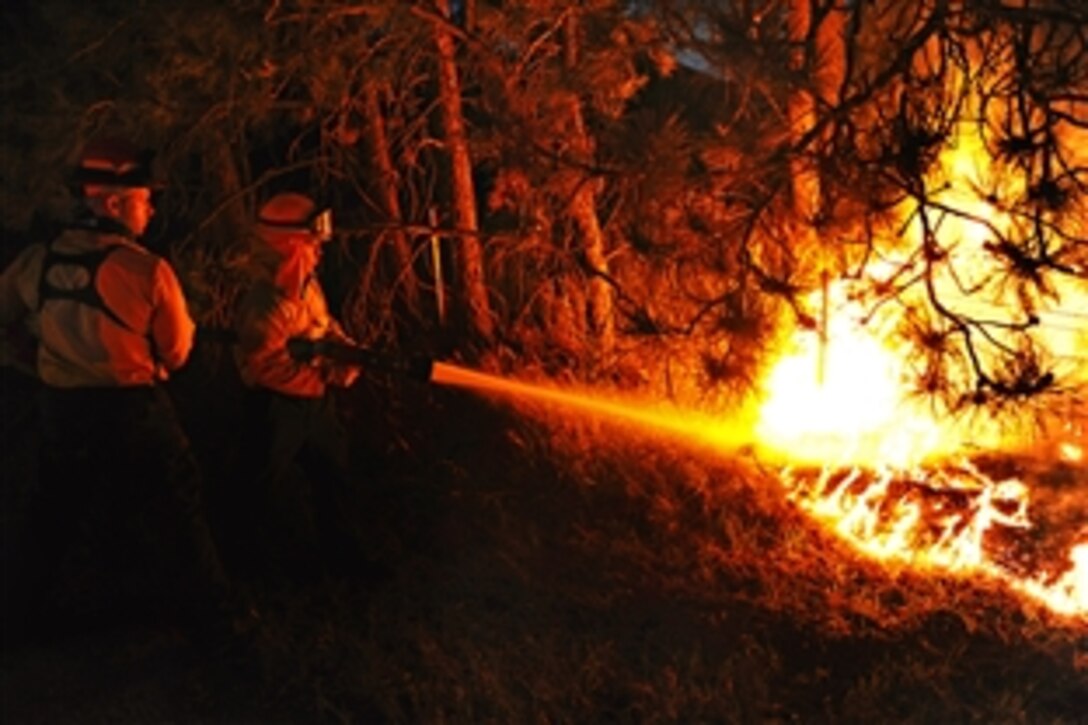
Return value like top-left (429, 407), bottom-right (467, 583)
top-left (2, 355), bottom-right (1086, 723)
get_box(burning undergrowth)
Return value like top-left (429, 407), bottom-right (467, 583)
top-left (435, 337), bottom-right (1088, 625)
top-left (781, 455), bottom-right (1088, 616)
top-left (370, 390), bottom-right (1087, 720)
top-left (749, 314), bottom-right (1088, 623)
top-left (507, 390), bottom-right (1084, 633)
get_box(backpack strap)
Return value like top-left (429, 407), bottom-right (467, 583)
top-left (37, 242), bottom-right (138, 334)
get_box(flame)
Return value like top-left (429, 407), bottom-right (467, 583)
top-left (755, 283), bottom-right (945, 468)
top-left (755, 122), bottom-right (1088, 621)
top-left (1059, 443), bottom-right (1083, 463)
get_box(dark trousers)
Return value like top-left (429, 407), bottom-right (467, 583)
top-left (22, 385), bottom-right (230, 624)
top-left (236, 389), bottom-right (365, 574)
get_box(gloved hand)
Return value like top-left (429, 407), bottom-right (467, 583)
top-left (324, 362), bottom-right (361, 388)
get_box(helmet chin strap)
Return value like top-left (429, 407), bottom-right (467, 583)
top-left (72, 203), bottom-right (137, 240)
top-left (271, 244), bottom-right (321, 299)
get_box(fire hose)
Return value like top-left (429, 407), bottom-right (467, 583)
top-left (198, 327), bottom-right (434, 383)
top-left (284, 337), bottom-right (434, 383)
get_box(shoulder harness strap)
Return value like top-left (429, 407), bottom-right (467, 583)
top-left (37, 242), bottom-right (138, 334)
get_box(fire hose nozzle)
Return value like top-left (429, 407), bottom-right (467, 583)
top-left (404, 355), bottom-right (434, 383)
top-left (285, 337), bottom-right (319, 362)
top-left (287, 337), bottom-right (434, 383)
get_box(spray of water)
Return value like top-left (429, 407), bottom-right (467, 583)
top-left (430, 361), bottom-right (755, 454)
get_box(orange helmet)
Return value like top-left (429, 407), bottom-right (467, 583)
top-left (256, 192), bottom-right (333, 247)
top-left (73, 136), bottom-right (160, 190)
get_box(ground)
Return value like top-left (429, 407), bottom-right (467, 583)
top-left (2, 362), bottom-right (1086, 723)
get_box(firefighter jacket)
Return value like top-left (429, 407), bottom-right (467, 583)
top-left (0, 217), bottom-right (195, 387)
top-left (233, 247), bottom-right (356, 398)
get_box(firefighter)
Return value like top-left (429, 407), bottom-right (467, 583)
top-left (232, 191), bottom-right (368, 578)
top-left (0, 137), bottom-right (237, 638)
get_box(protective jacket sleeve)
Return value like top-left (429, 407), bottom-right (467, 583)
top-left (234, 280), bottom-right (327, 397)
top-left (319, 316), bottom-right (360, 387)
top-left (149, 259), bottom-right (196, 373)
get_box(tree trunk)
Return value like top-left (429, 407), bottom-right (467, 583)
top-left (463, 0), bottom-right (475, 33)
top-left (191, 131), bottom-right (251, 333)
top-left (362, 79), bottom-right (422, 316)
top-left (433, 0), bottom-right (494, 343)
top-left (787, 0), bottom-right (848, 241)
top-left (787, 0), bottom-right (848, 382)
top-left (205, 130), bottom-right (249, 240)
top-left (563, 10), bottom-right (615, 356)
top-left (787, 0), bottom-right (820, 234)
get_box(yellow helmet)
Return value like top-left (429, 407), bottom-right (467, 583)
top-left (256, 192), bottom-right (333, 246)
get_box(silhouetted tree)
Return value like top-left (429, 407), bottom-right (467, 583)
top-left (429, 0), bottom-right (496, 344)
top-left (653, 0), bottom-right (1088, 418)
top-left (4, 0), bottom-right (1085, 414)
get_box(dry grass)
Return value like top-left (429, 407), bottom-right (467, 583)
top-left (243, 378), bottom-right (1086, 722)
top-left (3, 365), bottom-right (1086, 722)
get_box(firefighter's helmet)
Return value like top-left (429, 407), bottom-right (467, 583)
top-left (73, 136), bottom-right (160, 190)
top-left (256, 192), bottom-right (333, 245)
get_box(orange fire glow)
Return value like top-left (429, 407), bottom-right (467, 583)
top-left (755, 122), bottom-right (1088, 621)
top-left (431, 124), bottom-right (1087, 623)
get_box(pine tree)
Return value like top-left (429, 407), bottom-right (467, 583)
top-left (432, 0), bottom-right (495, 345)
top-left (469, 0), bottom-right (653, 371)
top-left (651, 0), bottom-right (1088, 418)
